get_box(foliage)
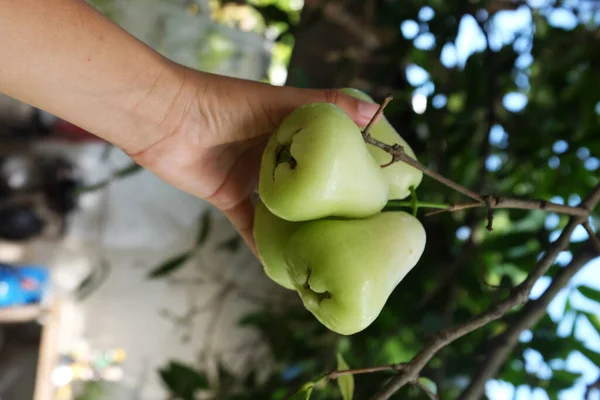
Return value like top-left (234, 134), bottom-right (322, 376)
top-left (159, 360), bottom-right (209, 400)
top-left (152, 1), bottom-right (600, 399)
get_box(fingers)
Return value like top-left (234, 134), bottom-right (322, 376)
top-left (255, 85), bottom-right (382, 134)
top-left (307, 88), bottom-right (381, 127)
top-left (200, 73), bottom-right (382, 143)
top-left (222, 197), bottom-right (258, 257)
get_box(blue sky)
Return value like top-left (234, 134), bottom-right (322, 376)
top-left (403, 1), bottom-right (600, 399)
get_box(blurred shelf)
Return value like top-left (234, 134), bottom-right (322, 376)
top-left (34, 298), bottom-right (61, 400)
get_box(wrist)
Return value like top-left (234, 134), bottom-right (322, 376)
top-left (120, 58), bottom-right (200, 156)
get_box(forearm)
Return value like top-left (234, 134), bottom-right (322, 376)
top-left (0, 0), bottom-right (188, 153)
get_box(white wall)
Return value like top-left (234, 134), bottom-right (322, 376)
top-left (41, 144), bottom-right (294, 399)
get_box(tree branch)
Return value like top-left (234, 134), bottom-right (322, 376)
top-left (457, 236), bottom-right (600, 400)
top-left (363, 95), bottom-right (483, 203)
top-left (317, 0), bottom-right (381, 49)
top-left (586, 375), bottom-right (600, 400)
top-left (369, 184), bottom-right (600, 400)
top-left (417, 243), bottom-right (476, 309)
top-left (419, 196), bottom-right (590, 218)
top-left (365, 97), bottom-right (592, 223)
top-left (363, 94), bottom-right (393, 139)
top-left (583, 221), bottom-right (600, 252)
top-left (325, 363), bottom-right (405, 380)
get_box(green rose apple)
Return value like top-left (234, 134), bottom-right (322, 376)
top-left (284, 210), bottom-right (427, 335)
top-left (258, 102), bottom-right (389, 222)
top-left (253, 200), bottom-right (303, 290)
top-left (340, 87), bottom-right (423, 200)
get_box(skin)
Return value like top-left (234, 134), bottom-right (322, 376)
top-left (0, 0), bottom-right (381, 252)
top-left (340, 88), bottom-right (423, 200)
top-left (258, 102), bottom-right (389, 221)
top-left (284, 211), bottom-right (427, 336)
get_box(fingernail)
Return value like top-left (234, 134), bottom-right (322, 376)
top-left (358, 101), bottom-right (380, 124)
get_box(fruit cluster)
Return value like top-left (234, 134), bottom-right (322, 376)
top-left (253, 88), bottom-right (428, 336)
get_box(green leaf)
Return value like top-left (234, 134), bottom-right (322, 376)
top-left (114, 163), bottom-right (143, 179)
top-left (577, 285), bottom-right (600, 303)
top-left (575, 340), bottom-right (600, 366)
top-left (158, 360), bottom-right (208, 400)
top-left (76, 163), bottom-right (143, 193)
top-left (447, 92), bottom-right (465, 113)
top-left (73, 381), bottom-right (106, 400)
top-left (418, 377), bottom-right (438, 397)
top-left (580, 310), bottom-right (600, 335)
top-left (253, 4), bottom-right (292, 26)
top-left (196, 210), bottom-right (212, 246)
top-left (147, 252), bottom-right (191, 279)
top-left (218, 235), bottom-right (242, 253)
top-left (288, 383), bottom-right (314, 400)
top-left (550, 368), bottom-right (581, 390)
top-left (562, 294), bottom-right (572, 316)
top-left (336, 353), bottom-right (354, 400)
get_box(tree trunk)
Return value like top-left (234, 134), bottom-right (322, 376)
top-left (286, 0), bottom-right (394, 91)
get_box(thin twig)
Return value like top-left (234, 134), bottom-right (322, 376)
top-left (423, 197), bottom-right (590, 218)
top-left (424, 201), bottom-right (490, 216)
top-left (417, 241), bottom-right (476, 309)
top-left (369, 185), bottom-right (600, 400)
top-left (326, 363), bottom-right (405, 380)
top-left (585, 375), bottom-right (600, 400)
top-left (484, 195), bottom-right (494, 231)
top-left (363, 93), bottom-right (393, 139)
top-left (367, 90), bottom-right (591, 220)
top-left (367, 136), bottom-right (484, 202)
top-left (362, 96), bottom-right (483, 203)
top-left (583, 221), bottom-right (600, 253)
top-left (290, 363), bottom-right (407, 398)
top-left (319, 1), bottom-right (381, 49)
top-left (457, 237), bottom-right (600, 400)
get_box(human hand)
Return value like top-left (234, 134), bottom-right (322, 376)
top-left (129, 65), bottom-right (381, 251)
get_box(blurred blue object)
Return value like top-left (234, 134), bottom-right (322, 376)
top-left (281, 364), bottom-right (304, 382)
top-left (0, 263), bottom-right (49, 307)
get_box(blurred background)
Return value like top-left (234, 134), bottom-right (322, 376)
top-left (0, 0), bottom-right (598, 399)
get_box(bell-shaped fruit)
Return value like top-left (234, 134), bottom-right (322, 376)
top-left (258, 102), bottom-right (389, 222)
top-left (340, 88), bottom-right (423, 200)
top-left (284, 211), bottom-right (427, 335)
top-left (253, 200), bottom-right (302, 290)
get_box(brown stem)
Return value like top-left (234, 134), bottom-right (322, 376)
top-left (369, 185), bottom-right (600, 400)
top-left (361, 95), bottom-right (483, 202)
top-left (583, 221), bottom-right (600, 253)
top-left (457, 238), bottom-right (600, 400)
top-left (363, 93), bottom-right (393, 139)
top-left (484, 195), bottom-right (494, 231)
top-left (423, 197), bottom-right (590, 218)
top-left (326, 363), bottom-right (405, 380)
top-left (586, 375), bottom-right (600, 400)
top-left (365, 135), bottom-right (484, 203)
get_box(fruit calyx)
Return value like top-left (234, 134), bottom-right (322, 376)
top-left (275, 144), bottom-right (297, 169)
top-left (304, 268), bottom-right (332, 302)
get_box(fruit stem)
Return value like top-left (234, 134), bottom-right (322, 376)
top-left (409, 186), bottom-right (418, 216)
top-left (362, 94), bottom-right (394, 139)
top-left (384, 200), bottom-right (450, 211)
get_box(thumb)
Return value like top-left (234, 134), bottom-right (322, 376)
top-left (302, 88), bottom-right (382, 127)
top-left (259, 85), bottom-right (382, 131)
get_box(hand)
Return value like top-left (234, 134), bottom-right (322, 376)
top-left (0, 0), bottom-right (380, 253)
top-left (129, 65), bottom-right (381, 251)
